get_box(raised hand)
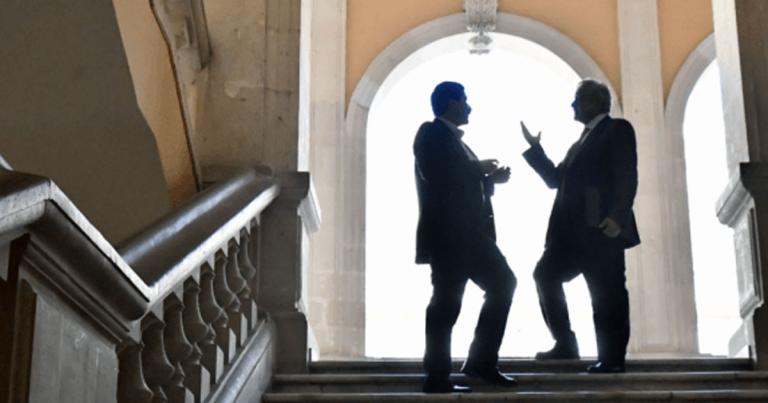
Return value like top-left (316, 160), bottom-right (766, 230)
top-left (520, 121), bottom-right (542, 146)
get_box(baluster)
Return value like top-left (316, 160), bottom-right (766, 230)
top-left (141, 317), bottom-right (175, 403)
top-left (213, 251), bottom-right (240, 314)
top-left (237, 228), bottom-right (260, 331)
top-left (182, 281), bottom-right (216, 347)
top-left (181, 280), bottom-right (212, 402)
top-left (118, 342), bottom-right (154, 403)
top-left (163, 299), bottom-right (195, 403)
top-left (199, 263), bottom-right (227, 381)
top-left (227, 240), bottom-right (249, 300)
top-left (247, 219), bottom-right (262, 302)
top-left (237, 228), bottom-right (257, 290)
top-left (226, 240), bottom-right (250, 345)
top-left (213, 252), bottom-right (239, 361)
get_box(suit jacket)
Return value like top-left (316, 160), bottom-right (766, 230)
top-left (413, 119), bottom-right (496, 264)
top-left (523, 116), bottom-right (641, 250)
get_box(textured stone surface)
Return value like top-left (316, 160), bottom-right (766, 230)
top-left (713, 0), bottom-right (768, 369)
top-left (264, 358), bottom-right (768, 402)
top-left (618, 0), bottom-right (698, 356)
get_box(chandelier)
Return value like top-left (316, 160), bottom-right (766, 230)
top-left (464, 0), bottom-right (498, 55)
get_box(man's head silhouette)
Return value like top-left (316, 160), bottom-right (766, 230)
top-left (571, 79), bottom-right (611, 124)
top-left (431, 81), bottom-right (471, 126)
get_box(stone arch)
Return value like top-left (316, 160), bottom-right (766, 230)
top-left (665, 34), bottom-right (716, 140)
top-left (665, 34), bottom-right (742, 355)
top-left (661, 32), bottom-right (716, 266)
top-left (662, 34), bottom-right (716, 270)
top-left (347, 13), bottom-right (621, 121)
top-left (338, 12), bottom-right (622, 355)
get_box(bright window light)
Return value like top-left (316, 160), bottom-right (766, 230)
top-left (683, 60), bottom-right (742, 357)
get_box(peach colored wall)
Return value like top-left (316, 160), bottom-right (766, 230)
top-left (112, 0), bottom-right (197, 206)
top-left (658, 0), bottom-right (713, 100)
top-left (347, 0), bottom-right (715, 108)
top-left (347, 0), bottom-right (463, 103)
top-left (346, 0), bottom-right (620, 104)
top-left (498, 0), bottom-right (620, 96)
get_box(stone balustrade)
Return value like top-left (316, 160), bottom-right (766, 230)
top-left (0, 167), bottom-right (317, 403)
top-left (118, 224), bottom-right (266, 403)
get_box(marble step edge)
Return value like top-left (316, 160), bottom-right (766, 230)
top-left (273, 371), bottom-right (768, 385)
top-left (309, 358), bottom-right (751, 373)
top-left (263, 389), bottom-right (768, 402)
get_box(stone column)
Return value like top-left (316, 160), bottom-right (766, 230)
top-left (259, 172), bottom-right (320, 373)
top-left (713, 0), bottom-right (768, 368)
top-left (195, 0), bottom-right (307, 176)
top-left (617, 0), bottom-right (698, 356)
top-left (192, 0), bottom-right (317, 370)
top-left (306, 0), bottom-right (363, 358)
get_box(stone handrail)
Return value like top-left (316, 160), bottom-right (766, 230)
top-left (0, 169), bottom-right (150, 336)
top-left (0, 166), bottom-right (292, 403)
top-left (118, 168), bottom-right (278, 307)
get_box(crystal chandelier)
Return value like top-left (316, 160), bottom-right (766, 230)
top-left (464, 0), bottom-right (498, 55)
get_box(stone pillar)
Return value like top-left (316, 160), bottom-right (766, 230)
top-left (259, 172), bottom-right (320, 373)
top-left (196, 0), bottom-right (307, 176)
top-left (617, 0), bottom-right (698, 355)
top-left (191, 0), bottom-right (319, 370)
top-left (713, 0), bottom-right (768, 368)
top-left (306, 0), bottom-right (362, 358)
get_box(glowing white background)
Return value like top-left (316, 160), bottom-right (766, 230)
top-left (683, 61), bottom-right (741, 356)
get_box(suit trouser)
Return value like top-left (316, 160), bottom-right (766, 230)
top-left (533, 236), bottom-right (629, 364)
top-left (424, 239), bottom-right (516, 381)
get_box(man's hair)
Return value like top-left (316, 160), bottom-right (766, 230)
top-left (577, 79), bottom-right (611, 114)
top-left (431, 81), bottom-right (465, 117)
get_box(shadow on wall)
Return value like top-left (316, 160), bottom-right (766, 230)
top-left (0, 1), bottom-right (172, 243)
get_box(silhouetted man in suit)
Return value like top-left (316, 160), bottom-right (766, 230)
top-left (521, 79), bottom-right (640, 373)
top-left (414, 81), bottom-right (517, 393)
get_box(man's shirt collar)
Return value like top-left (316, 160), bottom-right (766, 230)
top-left (437, 117), bottom-right (465, 139)
top-left (585, 113), bottom-right (609, 131)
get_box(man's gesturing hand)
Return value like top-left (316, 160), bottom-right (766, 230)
top-left (599, 217), bottom-right (621, 238)
top-left (488, 166), bottom-right (511, 184)
top-left (478, 159), bottom-right (499, 174)
top-left (520, 121), bottom-right (541, 146)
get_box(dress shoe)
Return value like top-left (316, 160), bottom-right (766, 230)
top-left (535, 344), bottom-right (580, 360)
top-left (422, 379), bottom-right (472, 394)
top-left (461, 364), bottom-right (518, 387)
top-left (586, 361), bottom-right (625, 374)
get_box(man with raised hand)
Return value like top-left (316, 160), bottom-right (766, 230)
top-left (521, 79), bottom-right (640, 374)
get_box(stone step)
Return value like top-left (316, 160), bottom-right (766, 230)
top-left (309, 358), bottom-right (752, 374)
top-left (271, 371), bottom-right (768, 393)
top-left (262, 389), bottom-right (768, 402)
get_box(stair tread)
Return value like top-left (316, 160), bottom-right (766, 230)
top-left (309, 358), bottom-right (751, 373)
top-left (263, 389), bottom-right (768, 401)
top-left (275, 371), bottom-right (768, 382)
top-left (311, 358), bottom-right (749, 365)
top-left (272, 359), bottom-right (760, 400)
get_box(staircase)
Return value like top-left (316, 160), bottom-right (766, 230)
top-left (263, 358), bottom-right (768, 402)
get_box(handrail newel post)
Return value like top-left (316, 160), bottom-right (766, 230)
top-left (257, 171), bottom-right (320, 374)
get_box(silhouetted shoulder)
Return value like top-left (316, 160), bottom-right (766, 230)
top-left (417, 121), bottom-right (434, 135)
top-left (414, 121), bottom-right (437, 150)
top-left (611, 118), bottom-right (634, 133)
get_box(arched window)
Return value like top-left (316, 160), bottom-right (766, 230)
top-left (366, 32), bottom-right (602, 358)
top-left (683, 60), bottom-right (741, 356)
